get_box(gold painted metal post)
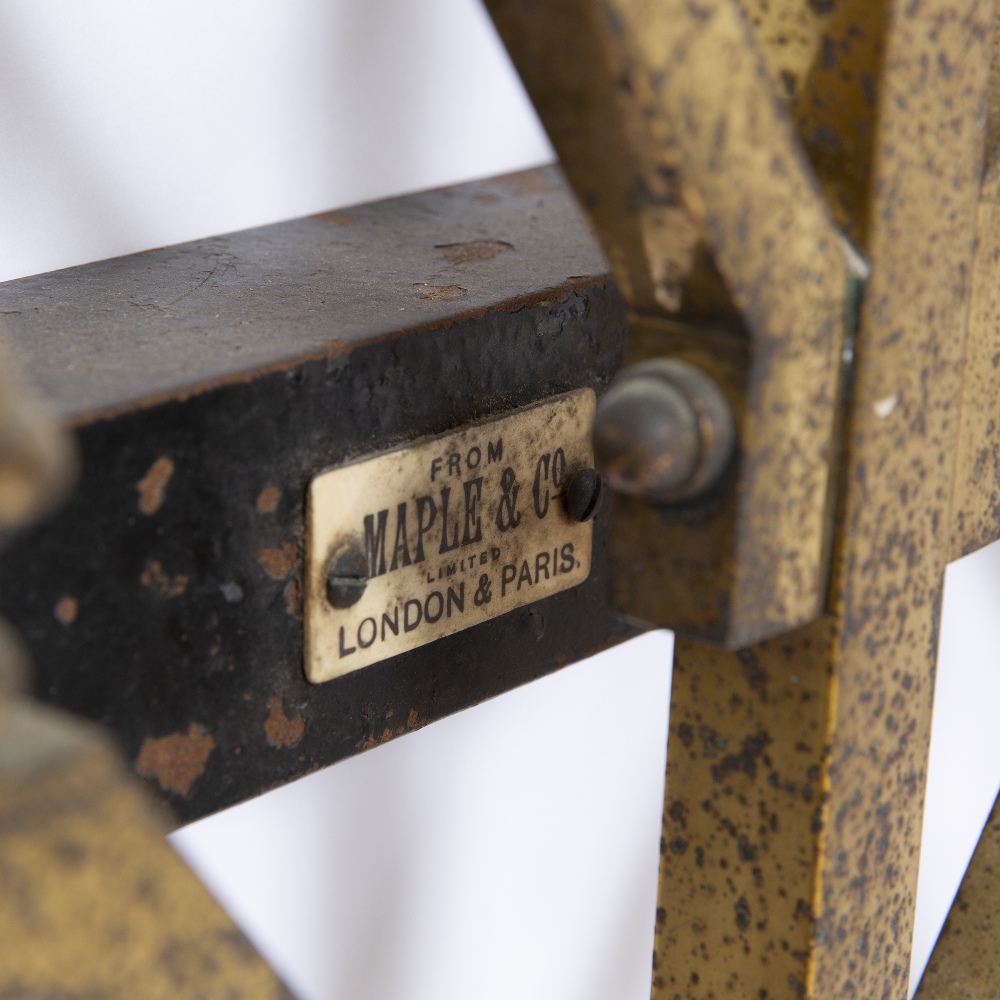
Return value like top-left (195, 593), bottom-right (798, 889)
top-left (0, 699), bottom-right (294, 1000)
top-left (658, 622), bottom-right (835, 997)
top-left (950, 144), bottom-right (1000, 561)
top-left (488, 0), bottom-right (866, 649)
top-left (490, 0), bottom-right (998, 996)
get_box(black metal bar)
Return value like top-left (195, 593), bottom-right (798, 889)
top-left (0, 167), bottom-right (636, 823)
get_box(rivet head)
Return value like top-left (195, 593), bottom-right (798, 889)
top-left (325, 545), bottom-right (368, 609)
top-left (565, 468), bottom-right (603, 522)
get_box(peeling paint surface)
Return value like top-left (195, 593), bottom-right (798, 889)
top-left (264, 697), bottom-right (305, 749)
top-left (136, 723), bottom-right (215, 796)
top-left (435, 239), bottom-right (513, 263)
top-left (256, 486), bottom-right (281, 514)
top-left (311, 210), bottom-right (358, 227)
top-left (136, 456), bottom-right (174, 515)
top-left (488, 1), bottom-right (990, 997)
top-left (140, 559), bottom-right (188, 597)
top-left (414, 282), bottom-right (467, 300)
top-left (949, 167), bottom-right (1000, 559)
top-left (257, 542), bottom-right (297, 581)
top-left (53, 595), bottom-right (77, 625)
top-left (282, 578), bottom-right (301, 617)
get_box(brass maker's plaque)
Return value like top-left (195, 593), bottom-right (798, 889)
top-left (305, 389), bottom-right (596, 682)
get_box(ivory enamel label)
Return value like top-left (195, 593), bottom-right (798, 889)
top-left (304, 390), bottom-right (595, 681)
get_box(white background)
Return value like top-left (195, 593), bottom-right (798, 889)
top-left (175, 633), bottom-right (673, 1000)
top-left (0, 2), bottom-right (997, 997)
top-left (0, 0), bottom-right (552, 282)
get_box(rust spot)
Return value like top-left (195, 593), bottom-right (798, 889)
top-left (591, 632), bottom-right (625, 656)
top-left (54, 595), bottom-right (78, 625)
top-left (357, 721), bottom-right (406, 752)
top-left (312, 209), bottom-right (358, 226)
top-left (554, 634), bottom-right (627, 672)
top-left (283, 578), bottom-right (301, 616)
top-left (256, 485), bottom-right (281, 513)
top-left (140, 559), bottom-right (189, 597)
top-left (257, 541), bottom-right (297, 579)
top-left (474, 192), bottom-right (499, 203)
top-left (435, 239), bottom-right (514, 263)
top-left (136, 456), bottom-right (174, 515)
top-left (414, 283), bottom-right (467, 301)
top-left (264, 696), bottom-right (305, 749)
top-left (407, 708), bottom-right (421, 728)
top-left (136, 723), bottom-right (215, 796)
top-left (494, 167), bottom-right (558, 195)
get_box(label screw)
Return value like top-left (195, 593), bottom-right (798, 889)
top-left (565, 468), bottom-right (603, 522)
top-left (325, 545), bottom-right (368, 609)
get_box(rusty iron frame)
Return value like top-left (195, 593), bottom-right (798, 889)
top-left (0, 169), bottom-right (634, 825)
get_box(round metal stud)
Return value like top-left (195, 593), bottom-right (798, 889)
top-left (593, 359), bottom-right (735, 504)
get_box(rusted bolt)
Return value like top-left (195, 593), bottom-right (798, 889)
top-left (325, 544), bottom-right (368, 609)
top-left (593, 359), bottom-right (735, 504)
top-left (564, 467), bottom-right (603, 522)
